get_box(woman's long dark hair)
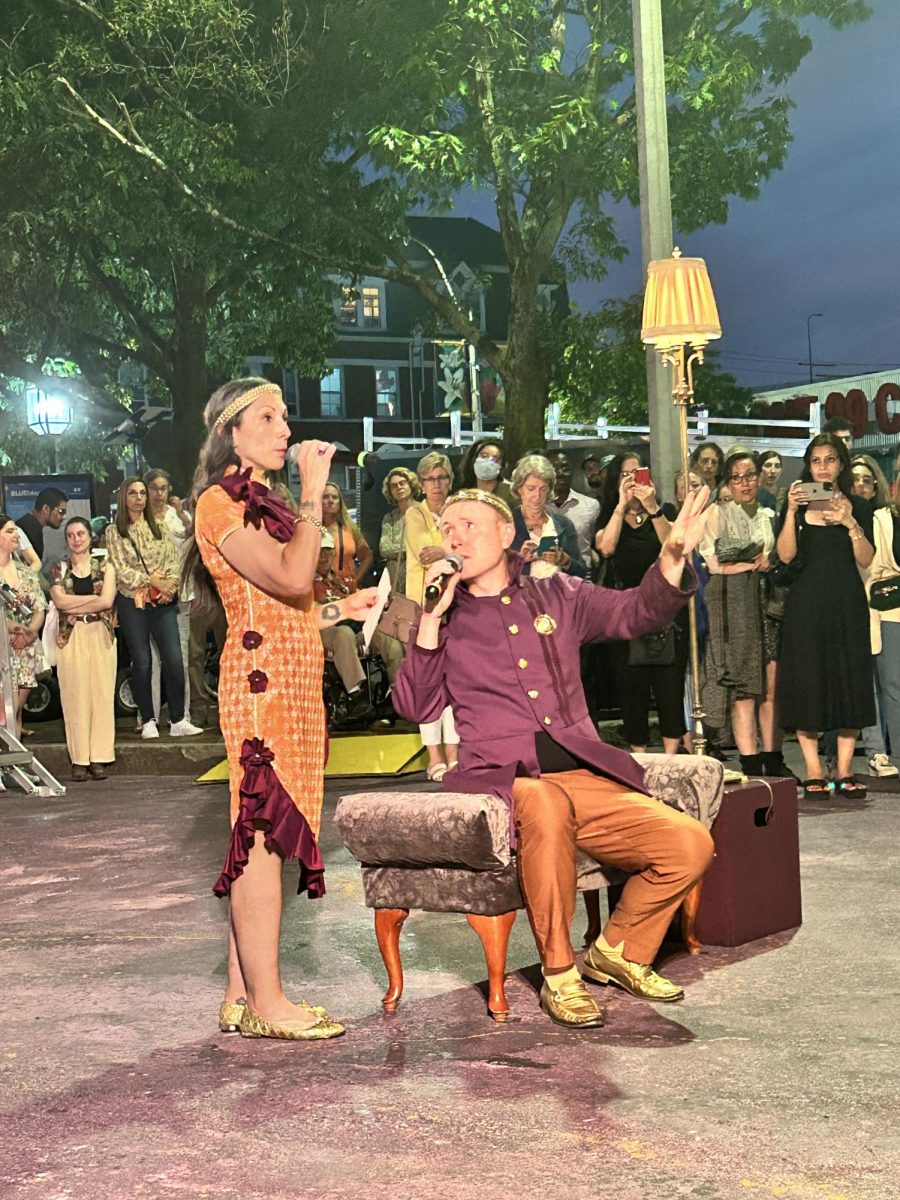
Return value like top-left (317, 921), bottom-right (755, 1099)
top-left (458, 438), bottom-right (505, 489)
top-left (799, 433), bottom-right (854, 499)
top-left (114, 476), bottom-right (163, 539)
top-left (181, 377), bottom-right (271, 610)
top-left (597, 450), bottom-right (644, 527)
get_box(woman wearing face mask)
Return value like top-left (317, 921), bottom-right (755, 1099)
top-left (49, 517), bottom-right (118, 781)
top-left (776, 434), bottom-right (875, 797)
top-left (458, 438), bottom-right (516, 508)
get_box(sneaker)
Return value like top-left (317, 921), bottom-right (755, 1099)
top-left (170, 718), bottom-right (204, 737)
top-left (141, 719), bottom-right (160, 740)
top-left (867, 753), bottom-right (899, 778)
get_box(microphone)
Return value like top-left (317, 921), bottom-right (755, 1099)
top-left (423, 554), bottom-right (463, 612)
top-left (286, 443), bottom-right (302, 465)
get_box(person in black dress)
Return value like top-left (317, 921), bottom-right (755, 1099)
top-left (595, 453), bottom-right (688, 754)
top-left (776, 434), bottom-right (875, 798)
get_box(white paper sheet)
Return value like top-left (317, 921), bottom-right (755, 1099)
top-left (361, 568), bottom-right (392, 651)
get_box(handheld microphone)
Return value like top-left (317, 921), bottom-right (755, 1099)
top-left (286, 443), bottom-right (302, 466)
top-left (423, 553), bottom-right (463, 612)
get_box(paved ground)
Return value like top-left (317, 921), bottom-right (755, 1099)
top-left (1, 761), bottom-right (898, 1200)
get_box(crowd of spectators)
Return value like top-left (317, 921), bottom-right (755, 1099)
top-left (5, 419), bottom-right (900, 798)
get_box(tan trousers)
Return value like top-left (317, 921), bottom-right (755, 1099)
top-left (56, 620), bottom-right (117, 767)
top-left (321, 626), bottom-right (366, 693)
top-left (513, 770), bottom-right (714, 970)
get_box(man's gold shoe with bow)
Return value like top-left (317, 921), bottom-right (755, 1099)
top-left (582, 943), bottom-right (684, 1002)
top-left (238, 1006), bottom-right (346, 1041)
top-left (539, 979), bottom-right (605, 1028)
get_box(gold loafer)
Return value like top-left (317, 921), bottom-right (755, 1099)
top-left (218, 998), bottom-right (247, 1033)
top-left (238, 1006), bottom-right (346, 1041)
top-left (582, 943), bottom-right (684, 1002)
top-left (539, 979), bottom-right (605, 1028)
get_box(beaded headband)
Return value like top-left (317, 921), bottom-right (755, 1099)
top-left (213, 384), bottom-right (283, 431)
top-left (440, 488), bottom-right (513, 523)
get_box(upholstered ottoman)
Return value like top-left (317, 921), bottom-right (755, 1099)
top-left (335, 753), bottom-right (725, 1020)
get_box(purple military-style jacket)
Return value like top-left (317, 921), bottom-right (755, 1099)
top-left (393, 553), bottom-right (697, 834)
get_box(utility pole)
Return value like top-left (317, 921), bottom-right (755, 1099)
top-left (632, 0), bottom-right (679, 501)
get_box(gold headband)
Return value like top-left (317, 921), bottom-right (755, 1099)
top-left (213, 384), bottom-right (283, 431)
top-left (440, 488), bottom-right (513, 523)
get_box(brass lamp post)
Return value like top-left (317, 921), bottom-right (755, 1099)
top-left (641, 247), bottom-right (722, 755)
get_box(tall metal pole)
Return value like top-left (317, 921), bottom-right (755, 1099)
top-left (633, 0), bottom-right (679, 503)
top-left (807, 312), bottom-right (823, 383)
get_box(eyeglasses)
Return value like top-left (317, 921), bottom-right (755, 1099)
top-left (52, 506), bottom-right (67, 514)
top-left (729, 471), bottom-right (758, 484)
top-left (853, 475), bottom-right (875, 486)
top-left (421, 474), bottom-right (449, 485)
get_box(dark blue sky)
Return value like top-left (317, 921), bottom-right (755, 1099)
top-left (450, 4), bottom-right (900, 393)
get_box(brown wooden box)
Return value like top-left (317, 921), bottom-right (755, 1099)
top-left (694, 778), bottom-right (802, 947)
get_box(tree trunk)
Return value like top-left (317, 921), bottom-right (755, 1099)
top-left (501, 287), bottom-right (550, 466)
top-left (168, 263), bottom-right (210, 493)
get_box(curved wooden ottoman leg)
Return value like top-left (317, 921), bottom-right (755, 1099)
top-left (466, 910), bottom-right (517, 1021)
top-left (581, 890), bottom-right (603, 947)
top-left (374, 907), bottom-right (409, 1012)
top-left (680, 879), bottom-right (704, 956)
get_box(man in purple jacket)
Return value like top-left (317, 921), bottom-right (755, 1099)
top-left (393, 487), bottom-right (715, 1029)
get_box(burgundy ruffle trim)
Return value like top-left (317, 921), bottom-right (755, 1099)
top-left (213, 737), bottom-right (325, 899)
top-left (219, 467), bottom-right (296, 544)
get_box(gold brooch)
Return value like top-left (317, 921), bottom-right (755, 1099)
top-left (533, 613), bottom-right (557, 636)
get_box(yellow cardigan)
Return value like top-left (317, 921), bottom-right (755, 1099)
top-left (403, 500), bottom-right (444, 605)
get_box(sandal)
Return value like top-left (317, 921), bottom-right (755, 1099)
top-left (802, 778), bottom-right (829, 798)
top-left (833, 776), bottom-right (867, 799)
top-left (426, 762), bottom-right (448, 782)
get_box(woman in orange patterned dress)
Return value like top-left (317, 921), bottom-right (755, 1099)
top-left (186, 378), bottom-right (377, 1041)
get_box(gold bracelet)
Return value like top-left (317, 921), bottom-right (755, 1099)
top-left (849, 530), bottom-right (863, 541)
top-left (294, 513), bottom-right (325, 534)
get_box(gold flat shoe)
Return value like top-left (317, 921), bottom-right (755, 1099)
top-left (239, 1006), bottom-right (345, 1041)
top-left (539, 979), bottom-right (605, 1028)
top-left (218, 997), bottom-right (327, 1033)
top-left (582, 943), bottom-right (684, 1002)
top-left (218, 998), bottom-right (247, 1032)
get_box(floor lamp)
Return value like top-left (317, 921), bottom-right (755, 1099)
top-left (641, 248), bottom-right (722, 756)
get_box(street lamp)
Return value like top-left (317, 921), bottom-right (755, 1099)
top-left (806, 313), bottom-right (823, 384)
top-left (641, 246), bottom-right (722, 755)
top-left (25, 387), bottom-right (73, 473)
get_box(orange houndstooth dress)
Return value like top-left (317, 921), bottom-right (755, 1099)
top-left (194, 468), bottom-right (327, 898)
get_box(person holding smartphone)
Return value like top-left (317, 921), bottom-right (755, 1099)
top-left (776, 434), bottom-right (875, 797)
top-left (595, 454), bottom-right (687, 754)
top-left (510, 454), bottom-right (585, 578)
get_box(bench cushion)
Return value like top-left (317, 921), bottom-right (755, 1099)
top-left (335, 790), bottom-right (512, 871)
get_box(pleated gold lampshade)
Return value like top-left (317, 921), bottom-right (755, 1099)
top-left (641, 248), bottom-right (722, 350)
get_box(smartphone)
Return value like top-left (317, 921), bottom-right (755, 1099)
top-left (802, 481), bottom-right (834, 510)
top-left (536, 534), bottom-right (559, 554)
top-left (633, 467), bottom-right (650, 486)
top-left (91, 548), bottom-right (108, 560)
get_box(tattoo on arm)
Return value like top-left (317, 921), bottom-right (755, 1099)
top-left (320, 603), bottom-right (341, 622)
top-left (298, 500), bottom-right (316, 511)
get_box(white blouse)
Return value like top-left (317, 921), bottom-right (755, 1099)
top-left (699, 501), bottom-right (775, 575)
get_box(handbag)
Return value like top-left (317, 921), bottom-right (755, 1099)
top-left (714, 537), bottom-right (764, 565)
top-left (628, 624), bottom-right (676, 667)
top-left (869, 576), bottom-right (900, 611)
top-left (127, 532), bottom-right (172, 606)
top-left (375, 526), bottom-right (426, 646)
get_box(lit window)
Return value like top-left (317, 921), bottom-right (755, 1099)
top-left (320, 368), bottom-right (343, 418)
top-left (361, 287), bottom-right (382, 327)
top-left (375, 368), bottom-right (399, 417)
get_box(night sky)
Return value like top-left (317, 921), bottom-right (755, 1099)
top-left (450, 4), bottom-right (900, 394)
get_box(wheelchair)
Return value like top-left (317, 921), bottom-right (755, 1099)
top-left (323, 645), bottom-right (391, 730)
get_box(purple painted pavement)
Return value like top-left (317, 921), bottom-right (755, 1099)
top-left (1, 772), bottom-right (898, 1199)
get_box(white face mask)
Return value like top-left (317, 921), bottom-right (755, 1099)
top-left (473, 456), bottom-right (501, 481)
